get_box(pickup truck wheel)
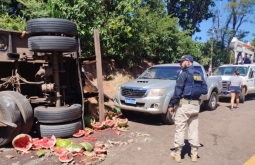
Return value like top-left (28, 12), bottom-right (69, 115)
top-left (28, 36), bottom-right (79, 52)
top-left (239, 89), bottom-right (245, 103)
top-left (161, 111), bottom-right (174, 125)
top-left (206, 92), bottom-right (217, 110)
top-left (0, 94), bottom-right (22, 146)
top-left (34, 105), bottom-right (82, 123)
top-left (1, 91), bottom-right (33, 134)
top-left (26, 18), bottom-right (78, 36)
top-left (35, 119), bottom-right (82, 138)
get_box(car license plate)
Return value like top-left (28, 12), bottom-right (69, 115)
top-left (125, 98), bottom-right (136, 104)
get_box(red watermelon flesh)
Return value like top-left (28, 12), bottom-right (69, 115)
top-left (104, 120), bottom-right (115, 128)
top-left (12, 134), bottom-right (33, 152)
top-left (58, 153), bottom-right (73, 163)
top-left (91, 122), bottom-right (104, 129)
top-left (51, 146), bottom-right (69, 155)
top-left (73, 130), bottom-right (85, 137)
top-left (32, 135), bottom-right (56, 148)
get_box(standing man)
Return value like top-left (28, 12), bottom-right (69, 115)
top-left (243, 54), bottom-right (252, 64)
top-left (168, 55), bottom-right (208, 163)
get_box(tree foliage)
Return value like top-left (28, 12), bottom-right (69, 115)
top-left (165, 0), bottom-right (215, 34)
top-left (0, 0), bottom-right (212, 67)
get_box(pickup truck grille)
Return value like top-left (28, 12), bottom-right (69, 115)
top-left (121, 88), bottom-right (147, 98)
top-left (222, 81), bottom-right (229, 90)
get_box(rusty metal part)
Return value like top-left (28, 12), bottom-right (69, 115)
top-left (41, 83), bottom-right (54, 93)
top-left (52, 52), bottom-right (61, 107)
top-left (35, 66), bottom-right (53, 77)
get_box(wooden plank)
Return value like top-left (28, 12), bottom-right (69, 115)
top-left (94, 29), bottom-right (105, 122)
top-left (83, 60), bottom-right (96, 65)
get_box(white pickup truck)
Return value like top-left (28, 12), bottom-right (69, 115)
top-left (214, 64), bottom-right (255, 102)
top-left (114, 62), bottom-right (222, 124)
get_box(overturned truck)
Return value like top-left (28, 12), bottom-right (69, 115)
top-left (0, 18), bottom-right (85, 146)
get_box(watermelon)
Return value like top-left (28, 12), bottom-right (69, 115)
top-left (84, 127), bottom-right (93, 136)
top-left (117, 118), bottom-right (128, 127)
top-left (12, 134), bottom-right (33, 152)
top-left (32, 135), bottom-right (56, 149)
top-left (58, 153), bottom-right (73, 163)
top-left (84, 115), bottom-right (95, 127)
top-left (55, 139), bottom-right (71, 148)
top-left (91, 122), bottom-right (104, 130)
top-left (66, 143), bottom-right (84, 153)
top-left (50, 146), bottom-right (69, 155)
top-left (104, 120), bottom-right (115, 128)
top-left (73, 130), bottom-right (85, 137)
top-left (94, 148), bottom-right (107, 154)
top-left (80, 142), bottom-right (93, 152)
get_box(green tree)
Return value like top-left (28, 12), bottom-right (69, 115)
top-left (165, 0), bottom-right (215, 34)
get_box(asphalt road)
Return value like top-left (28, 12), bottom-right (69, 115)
top-left (1, 95), bottom-right (255, 165)
top-left (101, 95), bottom-right (255, 165)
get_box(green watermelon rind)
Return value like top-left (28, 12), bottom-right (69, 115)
top-left (117, 118), bottom-right (128, 127)
top-left (66, 143), bottom-right (84, 152)
top-left (80, 142), bottom-right (93, 152)
top-left (56, 139), bottom-right (71, 148)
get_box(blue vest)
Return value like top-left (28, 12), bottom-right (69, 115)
top-left (183, 67), bottom-right (205, 100)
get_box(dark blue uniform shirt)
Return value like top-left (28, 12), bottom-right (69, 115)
top-left (169, 65), bottom-right (208, 107)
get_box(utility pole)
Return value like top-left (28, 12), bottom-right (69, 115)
top-left (209, 17), bottom-right (215, 76)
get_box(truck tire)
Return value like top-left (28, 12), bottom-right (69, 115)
top-left (239, 89), bottom-right (245, 103)
top-left (34, 104), bottom-right (82, 123)
top-left (0, 94), bottom-right (21, 146)
top-left (206, 92), bottom-right (217, 110)
top-left (161, 111), bottom-right (174, 125)
top-left (35, 119), bottom-right (82, 138)
top-left (26, 18), bottom-right (78, 36)
top-left (28, 36), bottom-right (79, 52)
top-left (0, 91), bottom-right (33, 134)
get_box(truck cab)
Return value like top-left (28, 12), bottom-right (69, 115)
top-left (215, 64), bottom-right (255, 102)
top-left (114, 61), bottom-right (222, 125)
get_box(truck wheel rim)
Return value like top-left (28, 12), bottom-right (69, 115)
top-left (211, 95), bottom-right (216, 108)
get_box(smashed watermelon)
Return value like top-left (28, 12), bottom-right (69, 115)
top-left (12, 134), bottom-right (33, 152)
top-left (104, 120), bottom-right (115, 128)
top-left (66, 143), bottom-right (84, 153)
top-left (80, 142), bottom-right (93, 152)
top-left (58, 153), bottom-right (73, 163)
top-left (73, 130), bottom-right (85, 137)
top-left (32, 135), bottom-right (56, 149)
top-left (84, 127), bottom-right (93, 136)
top-left (91, 122), bottom-right (104, 130)
top-left (50, 146), bottom-right (69, 155)
top-left (55, 139), bottom-right (71, 148)
top-left (117, 118), bottom-right (128, 127)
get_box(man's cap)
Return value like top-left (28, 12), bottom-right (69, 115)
top-left (177, 55), bottom-right (194, 63)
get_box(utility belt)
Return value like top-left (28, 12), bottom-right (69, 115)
top-left (176, 98), bottom-right (201, 106)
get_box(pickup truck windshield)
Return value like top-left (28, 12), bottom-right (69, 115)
top-left (139, 66), bottom-right (204, 80)
top-left (213, 66), bottom-right (248, 76)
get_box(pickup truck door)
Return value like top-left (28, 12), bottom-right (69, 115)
top-left (246, 67), bottom-right (255, 93)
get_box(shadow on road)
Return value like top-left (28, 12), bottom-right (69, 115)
top-left (122, 112), bottom-right (165, 126)
top-left (169, 140), bottom-right (204, 160)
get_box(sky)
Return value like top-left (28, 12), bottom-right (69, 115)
top-left (192, 0), bottom-right (255, 43)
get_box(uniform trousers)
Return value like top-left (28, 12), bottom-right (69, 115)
top-left (174, 101), bottom-right (200, 147)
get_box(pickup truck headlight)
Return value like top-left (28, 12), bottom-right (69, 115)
top-left (147, 89), bottom-right (166, 97)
